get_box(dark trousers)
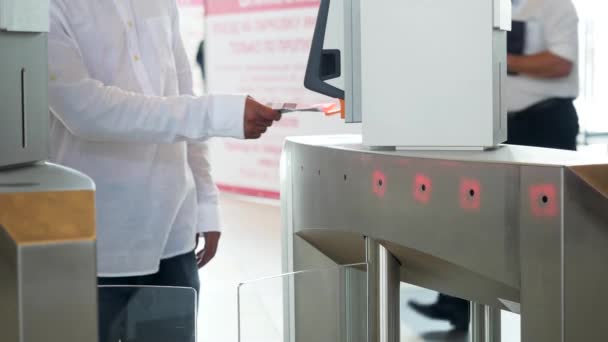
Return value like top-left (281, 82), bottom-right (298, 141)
top-left (98, 251), bottom-right (200, 342)
top-left (439, 97), bottom-right (579, 320)
top-left (506, 98), bottom-right (579, 150)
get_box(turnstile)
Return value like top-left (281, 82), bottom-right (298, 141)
top-left (0, 163), bottom-right (97, 342)
top-left (282, 135), bottom-right (608, 342)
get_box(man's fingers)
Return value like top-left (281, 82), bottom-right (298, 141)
top-left (249, 112), bottom-right (272, 123)
top-left (195, 234), bottom-right (200, 250)
top-left (196, 249), bottom-right (205, 269)
top-left (196, 231), bottom-right (221, 268)
top-left (256, 118), bottom-right (274, 127)
top-left (196, 249), bottom-right (217, 269)
top-left (258, 105), bottom-right (282, 121)
top-left (245, 126), bottom-right (264, 139)
top-left (269, 110), bottom-right (282, 121)
top-left (201, 254), bottom-right (212, 267)
top-left (197, 249), bottom-right (212, 269)
top-left (255, 126), bottom-right (268, 134)
top-left (245, 122), bottom-right (264, 139)
top-left (243, 98), bottom-right (282, 139)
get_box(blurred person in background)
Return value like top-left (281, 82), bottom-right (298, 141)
top-left (197, 40), bottom-right (206, 89)
top-left (409, 0), bottom-right (580, 331)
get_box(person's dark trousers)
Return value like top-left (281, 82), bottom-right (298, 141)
top-left (422, 98), bottom-right (579, 330)
top-left (507, 98), bottom-right (579, 151)
top-left (98, 251), bottom-right (200, 342)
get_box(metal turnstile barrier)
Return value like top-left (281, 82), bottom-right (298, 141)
top-left (0, 163), bottom-right (97, 342)
top-left (281, 135), bottom-right (608, 342)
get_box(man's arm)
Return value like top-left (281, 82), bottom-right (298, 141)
top-left (48, 4), bottom-right (278, 144)
top-left (187, 141), bottom-right (222, 268)
top-left (508, 0), bottom-right (578, 79)
top-left (507, 52), bottom-right (573, 78)
top-left (186, 115), bottom-right (221, 268)
top-left (48, 4), bottom-right (244, 143)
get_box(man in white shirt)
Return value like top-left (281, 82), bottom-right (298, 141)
top-left (48, 1), bottom-right (281, 341)
top-left (505, 0), bottom-right (580, 150)
top-left (409, 0), bottom-right (580, 331)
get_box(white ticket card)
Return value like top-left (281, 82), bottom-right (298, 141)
top-left (267, 102), bottom-right (340, 115)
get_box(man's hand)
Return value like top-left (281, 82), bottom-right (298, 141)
top-left (195, 232), bottom-right (221, 269)
top-left (244, 97), bottom-right (282, 139)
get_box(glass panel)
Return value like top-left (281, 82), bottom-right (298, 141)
top-left (237, 263), bottom-right (368, 342)
top-left (400, 285), bottom-right (469, 341)
top-left (401, 284), bottom-right (522, 342)
top-left (501, 310), bottom-right (521, 342)
top-left (98, 285), bottom-right (197, 342)
top-left (238, 265), bottom-right (522, 342)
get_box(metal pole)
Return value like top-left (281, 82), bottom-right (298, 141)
top-left (471, 303), bottom-right (486, 342)
top-left (486, 306), bottom-right (501, 342)
top-left (366, 237), bottom-right (400, 342)
top-left (471, 303), bottom-right (501, 342)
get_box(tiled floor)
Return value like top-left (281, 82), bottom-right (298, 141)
top-left (198, 195), bottom-right (521, 342)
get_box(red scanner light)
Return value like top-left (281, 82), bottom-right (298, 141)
top-left (413, 173), bottom-right (432, 204)
top-left (372, 170), bottom-right (387, 198)
top-left (460, 178), bottom-right (481, 211)
top-left (529, 184), bottom-right (558, 218)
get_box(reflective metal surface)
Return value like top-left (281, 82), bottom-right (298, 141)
top-left (0, 31), bottom-right (49, 169)
top-left (471, 304), bottom-right (501, 342)
top-left (0, 163), bottom-right (97, 342)
top-left (366, 238), bottom-right (400, 342)
top-left (281, 135), bottom-right (608, 341)
top-left (471, 303), bottom-right (486, 342)
top-left (0, 4), bottom-right (97, 340)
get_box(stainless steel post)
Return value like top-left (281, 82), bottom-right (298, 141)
top-left (471, 303), bottom-right (486, 342)
top-left (486, 306), bottom-right (501, 342)
top-left (0, 164), bottom-right (97, 342)
top-left (366, 237), bottom-right (400, 342)
top-left (471, 303), bottom-right (501, 342)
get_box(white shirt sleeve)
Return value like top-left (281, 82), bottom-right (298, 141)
top-left (48, 5), bottom-right (246, 144)
top-left (187, 142), bottom-right (221, 233)
top-left (167, 0), bottom-right (223, 233)
top-left (542, 0), bottom-right (579, 63)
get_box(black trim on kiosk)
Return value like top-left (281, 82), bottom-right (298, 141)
top-left (304, 0), bottom-right (345, 99)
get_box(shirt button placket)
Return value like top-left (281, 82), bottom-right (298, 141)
top-left (126, 17), bottom-right (139, 63)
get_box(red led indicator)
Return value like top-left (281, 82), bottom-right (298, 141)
top-left (413, 173), bottom-right (432, 204)
top-left (460, 178), bottom-right (481, 211)
top-left (372, 170), bottom-right (387, 198)
top-left (529, 184), bottom-right (558, 218)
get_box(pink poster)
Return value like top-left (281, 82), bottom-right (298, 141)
top-left (203, 0), bottom-right (360, 199)
top-left (205, 0), bottom-right (320, 15)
